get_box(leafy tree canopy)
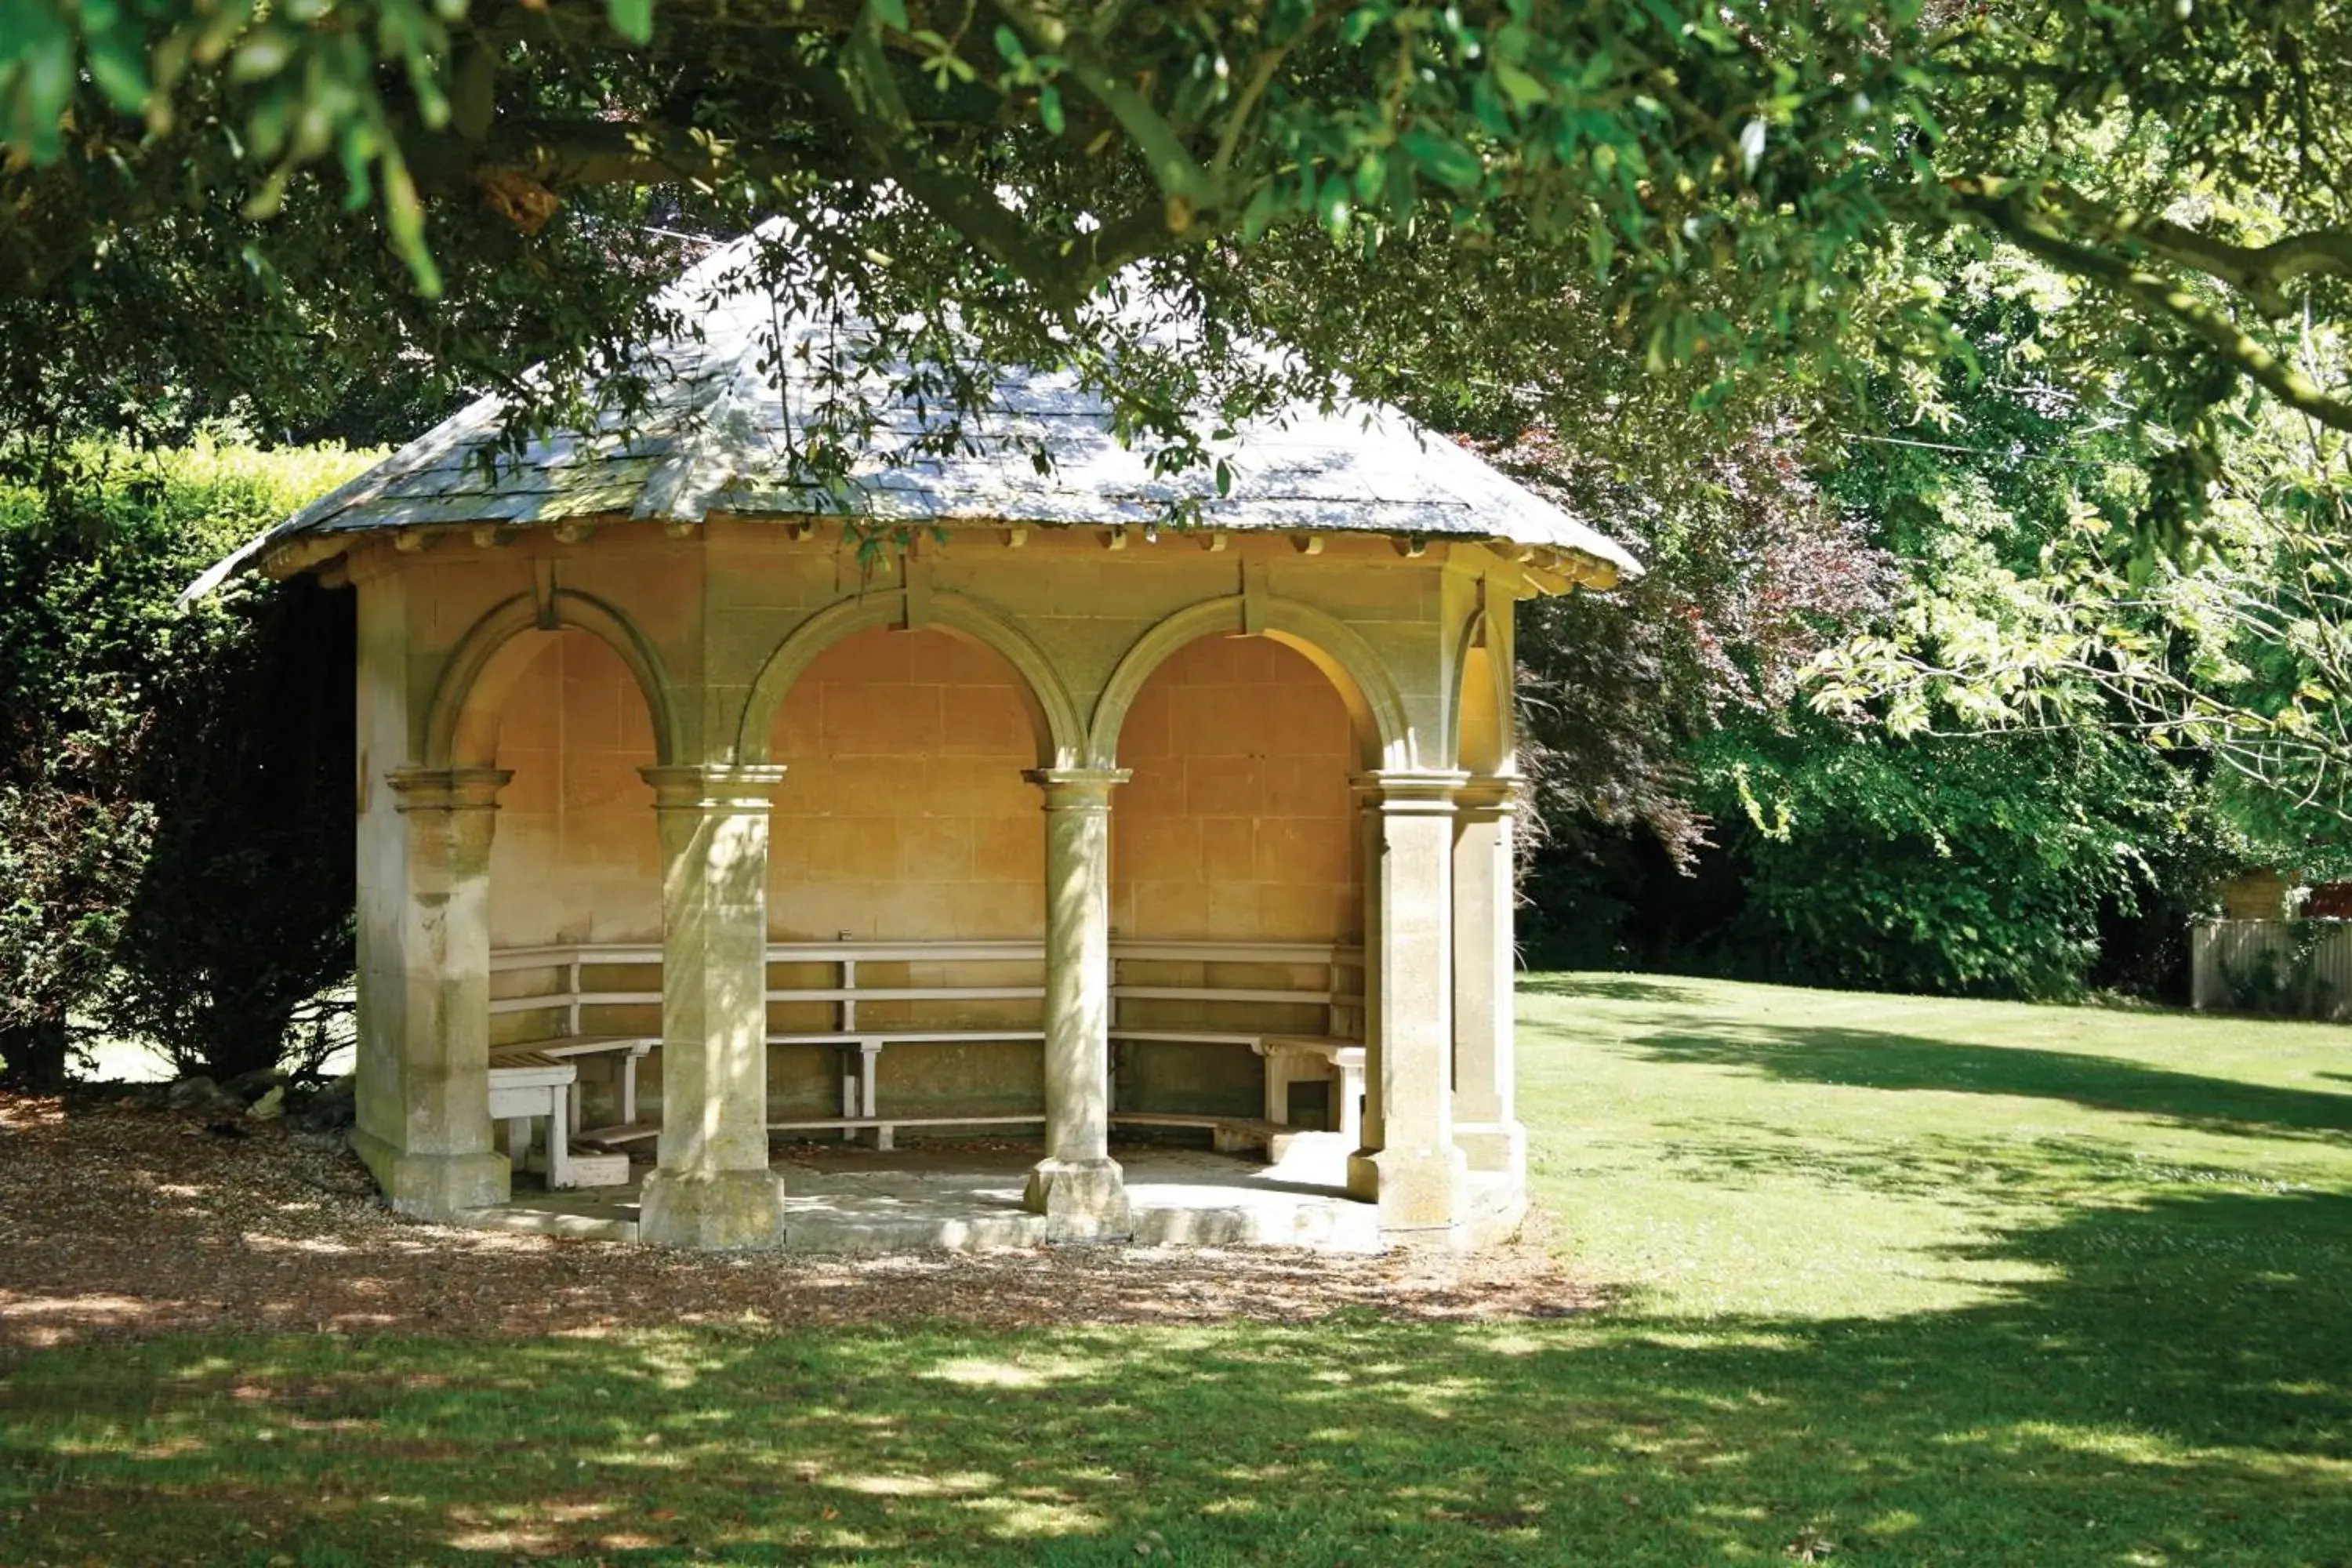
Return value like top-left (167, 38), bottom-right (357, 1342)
top-left (5, 0), bottom-right (2350, 475)
top-left (8, 0), bottom-right (2350, 961)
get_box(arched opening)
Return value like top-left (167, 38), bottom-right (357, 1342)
top-left (481, 627), bottom-right (666, 1143)
top-left (1085, 593), bottom-right (1415, 772)
top-left (1109, 632), bottom-right (1367, 1124)
top-left (485, 629), bottom-right (665, 949)
top-left (762, 625), bottom-right (1051, 1127)
top-left (736, 593), bottom-right (1081, 770)
top-left (768, 626), bottom-right (1047, 940)
top-left (430, 590), bottom-right (676, 771)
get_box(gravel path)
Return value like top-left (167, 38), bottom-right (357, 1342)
top-left (0, 1094), bottom-right (1599, 1361)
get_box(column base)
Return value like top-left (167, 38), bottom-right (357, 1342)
top-left (352, 1131), bottom-right (510, 1218)
top-left (1345, 1148), bottom-right (1381, 1202)
top-left (1455, 1120), bottom-right (1528, 1178)
top-left (1354, 1143), bottom-right (1469, 1247)
top-left (638, 1167), bottom-right (790, 1250)
top-left (1022, 1156), bottom-right (1132, 1242)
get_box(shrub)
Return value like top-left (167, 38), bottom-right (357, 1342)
top-left (1693, 720), bottom-right (2223, 1000)
top-left (0, 442), bottom-right (372, 1085)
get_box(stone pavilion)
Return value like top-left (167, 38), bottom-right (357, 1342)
top-left (205, 230), bottom-right (1639, 1250)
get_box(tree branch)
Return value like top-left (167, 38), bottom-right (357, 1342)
top-left (985, 0), bottom-right (1225, 225)
top-left (1951, 175), bottom-right (2352, 318)
top-left (399, 118), bottom-right (844, 198)
top-left (1955, 186), bottom-right (2352, 434)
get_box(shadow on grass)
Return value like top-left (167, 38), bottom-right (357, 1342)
top-left (3, 1188), bottom-right (2350, 1566)
top-left (1519, 973), bottom-right (1717, 1007)
top-left (1607, 1019), bottom-right (2352, 1142)
top-left (1637, 1116), bottom-right (2180, 1203)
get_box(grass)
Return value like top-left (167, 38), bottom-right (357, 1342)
top-left (7, 974), bottom-right (2352, 1565)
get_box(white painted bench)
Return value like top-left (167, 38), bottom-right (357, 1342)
top-left (762, 940), bottom-right (1049, 1150)
top-left (485, 936), bottom-right (1367, 1156)
top-left (1109, 941), bottom-right (1367, 1141)
top-left (485, 1043), bottom-right (580, 1189)
top-left (490, 945), bottom-right (662, 1131)
top-left (492, 940), bottom-right (1050, 1152)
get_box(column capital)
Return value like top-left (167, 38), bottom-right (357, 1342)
top-left (1351, 768), bottom-right (1471, 813)
top-left (1024, 767), bottom-right (1131, 808)
top-left (1453, 777), bottom-right (1521, 817)
top-left (387, 766), bottom-right (512, 812)
top-left (639, 763), bottom-right (790, 813)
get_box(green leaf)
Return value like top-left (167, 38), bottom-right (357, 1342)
top-left (229, 27), bottom-right (296, 82)
top-left (1399, 127), bottom-right (1483, 192)
top-left (85, 21), bottom-right (151, 111)
top-left (608, 0), bottom-right (655, 45)
top-left (1039, 84), bottom-right (1065, 135)
top-left (1240, 181), bottom-right (1279, 241)
top-left (1494, 62), bottom-right (1549, 114)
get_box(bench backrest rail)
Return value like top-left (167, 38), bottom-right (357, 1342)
top-left (488, 938), bottom-right (1366, 1043)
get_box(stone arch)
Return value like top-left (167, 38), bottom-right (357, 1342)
top-left (1450, 608), bottom-right (1515, 775)
top-left (1087, 594), bottom-right (1414, 771)
top-left (425, 589), bottom-right (679, 769)
top-left (736, 590), bottom-right (1083, 768)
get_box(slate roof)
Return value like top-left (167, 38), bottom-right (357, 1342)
top-left (212, 224), bottom-right (1640, 589)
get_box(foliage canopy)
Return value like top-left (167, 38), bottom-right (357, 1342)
top-left (5, 2), bottom-right (2350, 463)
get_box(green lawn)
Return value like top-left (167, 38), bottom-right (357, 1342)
top-left (8, 975), bottom-right (2352, 1565)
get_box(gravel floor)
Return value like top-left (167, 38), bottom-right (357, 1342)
top-left (0, 1094), bottom-right (1599, 1362)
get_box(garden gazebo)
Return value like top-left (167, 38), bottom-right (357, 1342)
top-left (211, 230), bottom-right (1639, 1250)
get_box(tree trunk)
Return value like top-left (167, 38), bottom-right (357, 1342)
top-left (0, 1013), bottom-right (71, 1092)
top-left (193, 998), bottom-right (301, 1083)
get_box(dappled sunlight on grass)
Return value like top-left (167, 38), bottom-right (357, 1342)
top-left (1, 977), bottom-right (2347, 1561)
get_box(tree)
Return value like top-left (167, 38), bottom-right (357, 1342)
top-left (105, 572), bottom-right (359, 1082)
top-left (1512, 219), bottom-right (2339, 996)
top-left (1690, 718), bottom-right (2223, 1000)
top-left (0, 444), bottom-right (368, 1087)
top-left (1807, 234), bottom-right (2352, 844)
top-left (4, 2), bottom-right (2349, 459)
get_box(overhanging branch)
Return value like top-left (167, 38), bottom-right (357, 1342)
top-left (1955, 187), bottom-right (2352, 435)
top-left (1951, 175), bottom-right (2352, 318)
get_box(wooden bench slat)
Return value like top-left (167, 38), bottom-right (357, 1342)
top-left (1110, 1027), bottom-right (1265, 1046)
top-left (1109, 941), bottom-right (1359, 964)
top-left (501, 1033), bottom-right (658, 1054)
top-left (768, 985), bottom-right (1044, 1003)
top-left (1110, 1112), bottom-right (1290, 1134)
top-left (766, 1029), bottom-right (1045, 1045)
top-left (1112, 985), bottom-right (1334, 1004)
top-left (578, 1120), bottom-right (661, 1145)
top-left (492, 938), bottom-right (1365, 1152)
top-left (768, 1113), bottom-right (1047, 1131)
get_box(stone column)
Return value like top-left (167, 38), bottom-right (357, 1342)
top-left (1022, 767), bottom-right (1132, 1240)
top-left (1346, 770), bottom-right (1471, 1243)
top-left (1452, 780), bottom-right (1526, 1179)
top-left (637, 764), bottom-right (792, 1249)
top-left (353, 767), bottom-right (513, 1218)
top-left (1346, 789), bottom-right (1386, 1194)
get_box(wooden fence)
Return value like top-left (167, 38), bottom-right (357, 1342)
top-left (2190, 920), bottom-right (2352, 1020)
